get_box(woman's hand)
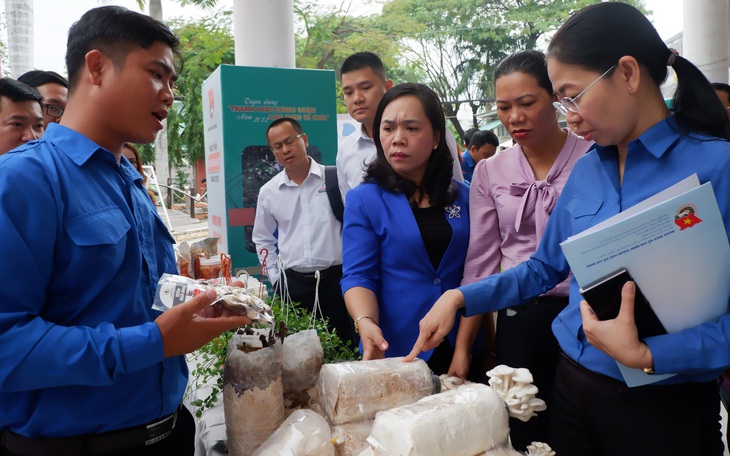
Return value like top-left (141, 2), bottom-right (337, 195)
top-left (580, 281), bottom-right (653, 369)
top-left (447, 349), bottom-right (471, 380)
top-left (405, 289), bottom-right (464, 362)
top-left (359, 318), bottom-right (389, 360)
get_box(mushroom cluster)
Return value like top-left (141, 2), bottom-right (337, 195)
top-left (524, 441), bottom-right (556, 456)
top-left (486, 365), bottom-right (547, 422)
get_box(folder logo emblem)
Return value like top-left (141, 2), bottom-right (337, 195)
top-left (674, 204), bottom-right (702, 230)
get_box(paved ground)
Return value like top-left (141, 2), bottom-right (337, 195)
top-left (157, 205), bottom-right (209, 243)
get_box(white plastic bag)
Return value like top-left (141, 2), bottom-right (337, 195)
top-left (367, 383), bottom-right (510, 456)
top-left (252, 409), bottom-right (334, 456)
top-left (317, 357), bottom-right (437, 425)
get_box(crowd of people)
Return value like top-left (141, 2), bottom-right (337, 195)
top-left (2, 2), bottom-right (730, 456)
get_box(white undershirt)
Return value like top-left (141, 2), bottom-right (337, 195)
top-left (252, 158), bottom-right (342, 284)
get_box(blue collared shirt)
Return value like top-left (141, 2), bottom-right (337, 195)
top-left (0, 124), bottom-right (184, 437)
top-left (460, 116), bottom-right (730, 384)
top-left (460, 150), bottom-right (476, 184)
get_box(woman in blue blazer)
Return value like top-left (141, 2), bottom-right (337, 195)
top-left (341, 83), bottom-right (481, 378)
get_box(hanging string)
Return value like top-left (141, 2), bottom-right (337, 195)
top-left (309, 270), bottom-right (332, 345)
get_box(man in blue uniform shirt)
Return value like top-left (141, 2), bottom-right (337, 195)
top-left (0, 6), bottom-right (251, 455)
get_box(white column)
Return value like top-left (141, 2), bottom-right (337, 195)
top-left (683, 0), bottom-right (729, 83)
top-left (232, 0), bottom-right (295, 68)
top-left (5, 0), bottom-right (34, 77)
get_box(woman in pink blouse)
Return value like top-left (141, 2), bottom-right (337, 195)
top-left (462, 50), bottom-right (593, 450)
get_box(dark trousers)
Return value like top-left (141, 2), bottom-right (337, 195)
top-left (550, 353), bottom-right (724, 456)
top-left (282, 266), bottom-right (358, 347)
top-left (495, 296), bottom-right (567, 451)
top-left (1, 405), bottom-right (195, 456)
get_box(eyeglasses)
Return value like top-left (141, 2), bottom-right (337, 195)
top-left (269, 133), bottom-right (303, 152)
top-left (43, 103), bottom-right (64, 119)
top-left (553, 65), bottom-right (616, 116)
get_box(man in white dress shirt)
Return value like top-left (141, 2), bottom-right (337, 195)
top-left (336, 52), bottom-right (463, 201)
top-left (253, 117), bottom-right (356, 345)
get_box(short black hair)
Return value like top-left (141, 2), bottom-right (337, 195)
top-left (340, 51), bottom-right (387, 81)
top-left (0, 78), bottom-right (43, 104)
top-left (463, 127), bottom-right (480, 146)
top-left (469, 130), bottom-right (499, 149)
top-left (18, 70), bottom-right (69, 89)
top-left (66, 6), bottom-right (181, 89)
top-left (265, 117), bottom-right (303, 142)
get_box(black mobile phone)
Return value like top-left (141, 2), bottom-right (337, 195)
top-left (580, 268), bottom-right (666, 339)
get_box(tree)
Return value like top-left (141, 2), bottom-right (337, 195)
top-left (166, 12), bottom-right (235, 165)
top-left (381, 0), bottom-right (648, 141)
top-left (293, 0), bottom-right (417, 113)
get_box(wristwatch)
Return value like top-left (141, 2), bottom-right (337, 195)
top-left (354, 315), bottom-right (376, 335)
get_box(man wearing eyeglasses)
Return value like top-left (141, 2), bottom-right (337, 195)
top-left (0, 78), bottom-right (44, 156)
top-left (18, 70), bottom-right (68, 127)
top-left (252, 117), bottom-right (357, 346)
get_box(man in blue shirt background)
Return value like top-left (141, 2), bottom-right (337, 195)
top-left (460, 129), bottom-right (499, 184)
top-left (0, 6), bottom-right (250, 455)
top-left (0, 78), bottom-right (44, 156)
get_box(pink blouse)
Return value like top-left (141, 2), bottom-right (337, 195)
top-left (461, 129), bottom-right (593, 297)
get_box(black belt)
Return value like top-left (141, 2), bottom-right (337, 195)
top-left (1, 408), bottom-right (178, 456)
top-left (285, 264), bottom-right (342, 281)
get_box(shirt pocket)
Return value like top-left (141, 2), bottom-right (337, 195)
top-left (66, 206), bottom-right (131, 246)
top-left (565, 197), bottom-right (603, 235)
top-left (149, 207), bottom-right (176, 245)
top-left (312, 190), bottom-right (336, 223)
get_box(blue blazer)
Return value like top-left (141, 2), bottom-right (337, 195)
top-left (341, 181), bottom-right (470, 359)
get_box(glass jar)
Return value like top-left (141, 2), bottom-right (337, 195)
top-left (199, 256), bottom-right (222, 280)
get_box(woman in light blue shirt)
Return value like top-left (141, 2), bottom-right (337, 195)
top-left (407, 3), bottom-right (730, 455)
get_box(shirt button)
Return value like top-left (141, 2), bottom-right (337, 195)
top-left (433, 278), bottom-right (441, 285)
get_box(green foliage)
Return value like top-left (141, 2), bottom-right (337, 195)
top-left (381, 0), bottom-right (648, 137)
top-left (167, 12), bottom-right (235, 164)
top-left (137, 143), bottom-right (155, 166)
top-left (271, 295), bottom-right (360, 364)
top-left (293, 0), bottom-right (411, 114)
top-left (172, 168), bottom-right (190, 203)
top-left (187, 295), bottom-right (359, 417)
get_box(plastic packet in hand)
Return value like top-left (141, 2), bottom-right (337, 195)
top-left (153, 273), bottom-right (275, 329)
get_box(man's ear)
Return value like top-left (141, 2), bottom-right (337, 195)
top-left (385, 79), bottom-right (394, 91)
top-left (85, 50), bottom-right (108, 87)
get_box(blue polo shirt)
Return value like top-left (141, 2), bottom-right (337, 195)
top-left (460, 150), bottom-right (476, 184)
top-left (0, 124), bottom-right (184, 437)
top-left (460, 116), bottom-right (730, 384)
